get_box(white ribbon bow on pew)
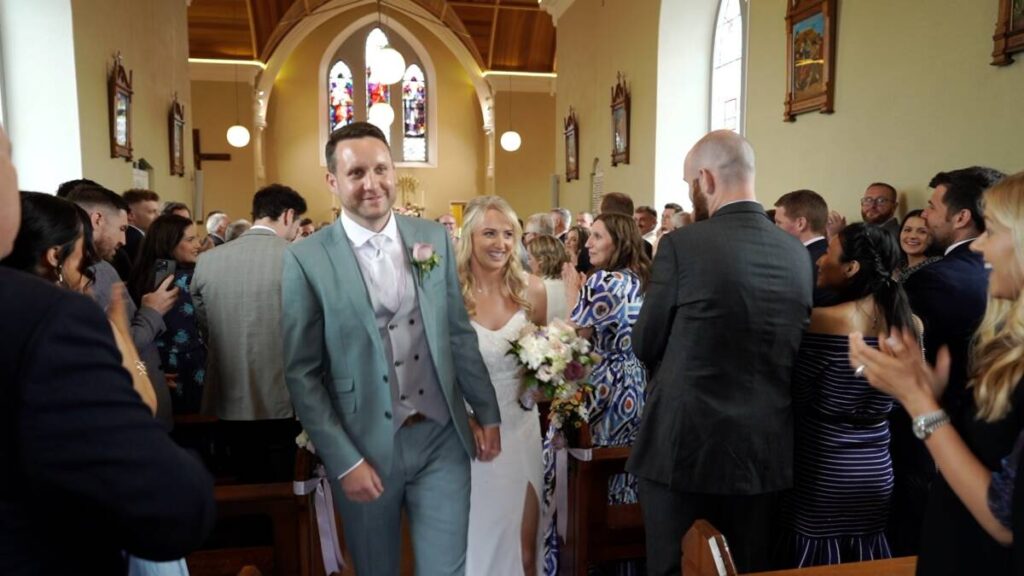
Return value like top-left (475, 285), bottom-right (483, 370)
top-left (293, 464), bottom-right (346, 574)
top-left (553, 446), bottom-right (593, 540)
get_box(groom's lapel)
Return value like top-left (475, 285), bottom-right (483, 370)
top-left (323, 221), bottom-right (383, 356)
top-left (394, 215), bottom-right (443, 368)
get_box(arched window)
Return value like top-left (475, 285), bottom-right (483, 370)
top-left (321, 22), bottom-right (433, 165)
top-left (365, 27), bottom-right (392, 142)
top-left (402, 65), bottom-right (426, 162)
top-left (710, 0), bottom-right (745, 133)
top-left (328, 60), bottom-right (354, 133)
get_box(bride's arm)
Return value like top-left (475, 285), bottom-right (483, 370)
top-left (525, 274), bottom-right (547, 326)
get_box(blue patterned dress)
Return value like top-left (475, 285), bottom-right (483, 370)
top-left (782, 333), bottom-right (893, 567)
top-left (542, 269), bottom-right (647, 575)
top-left (155, 267), bottom-right (207, 414)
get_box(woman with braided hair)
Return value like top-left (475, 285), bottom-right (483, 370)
top-left (780, 222), bottom-right (917, 568)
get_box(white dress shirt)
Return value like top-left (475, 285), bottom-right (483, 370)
top-left (341, 211), bottom-right (408, 314)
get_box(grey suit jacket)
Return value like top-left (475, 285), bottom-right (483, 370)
top-left (91, 260), bottom-right (173, 430)
top-left (281, 215), bottom-right (500, 481)
top-left (627, 201), bottom-right (812, 494)
top-left (192, 227), bottom-right (294, 420)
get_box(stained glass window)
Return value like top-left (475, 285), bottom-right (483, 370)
top-left (711, 0), bottom-right (744, 133)
top-left (402, 65), bottom-right (427, 162)
top-left (328, 60), bottom-right (354, 133)
top-left (365, 27), bottom-right (392, 142)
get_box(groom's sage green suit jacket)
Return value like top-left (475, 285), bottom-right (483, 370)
top-left (281, 215), bottom-right (500, 481)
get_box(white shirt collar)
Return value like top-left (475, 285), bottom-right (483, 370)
top-left (945, 237), bottom-right (976, 256)
top-left (803, 235), bottom-right (826, 247)
top-left (341, 211), bottom-right (398, 249)
top-left (248, 224), bottom-right (277, 235)
top-left (130, 224), bottom-right (145, 235)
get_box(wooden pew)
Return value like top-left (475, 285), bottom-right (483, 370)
top-left (180, 416), bottom-right (314, 576)
top-left (681, 520), bottom-right (917, 576)
top-left (559, 424), bottom-right (646, 576)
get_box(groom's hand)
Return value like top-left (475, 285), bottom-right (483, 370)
top-left (479, 425), bottom-right (502, 462)
top-left (340, 461), bottom-right (384, 502)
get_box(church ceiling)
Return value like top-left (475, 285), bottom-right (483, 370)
top-left (187, 0), bottom-right (556, 73)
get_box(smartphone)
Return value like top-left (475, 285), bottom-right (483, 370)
top-left (152, 258), bottom-right (177, 291)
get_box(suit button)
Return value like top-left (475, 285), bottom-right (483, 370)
top-left (400, 394), bottom-right (407, 401)
top-left (409, 319), bottom-right (415, 325)
top-left (388, 324), bottom-right (396, 330)
top-left (384, 411), bottom-right (392, 419)
top-left (383, 375), bottom-right (389, 383)
top-left (414, 354), bottom-right (420, 361)
top-left (418, 389), bottom-right (424, 395)
top-left (394, 360), bottom-right (403, 367)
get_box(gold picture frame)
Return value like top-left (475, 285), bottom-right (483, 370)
top-left (109, 52), bottom-right (133, 160)
top-left (784, 0), bottom-right (838, 122)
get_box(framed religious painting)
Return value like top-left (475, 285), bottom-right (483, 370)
top-left (564, 107), bottom-right (579, 182)
top-left (992, 0), bottom-right (1024, 65)
top-left (784, 0), bottom-right (838, 122)
top-left (109, 53), bottom-right (133, 160)
top-left (168, 95), bottom-right (185, 176)
top-left (610, 73), bottom-right (630, 166)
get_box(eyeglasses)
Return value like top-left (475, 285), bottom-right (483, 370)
top-left (860, 197), bottom-right (893, 207)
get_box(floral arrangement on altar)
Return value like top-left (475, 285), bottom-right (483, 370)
top-left (508, 318), bottom-right (599, 432)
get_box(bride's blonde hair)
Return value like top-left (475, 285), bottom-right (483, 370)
top-left (456, 195), bottom-right (530, 317)
top-left (970, 171), bottom-right (1024, 422)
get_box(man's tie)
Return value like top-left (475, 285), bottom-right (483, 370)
top-left (368, 234), bottom-right (399, 312)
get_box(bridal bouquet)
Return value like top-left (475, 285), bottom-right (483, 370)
top-left (508, 318), bottom-right (599, 432)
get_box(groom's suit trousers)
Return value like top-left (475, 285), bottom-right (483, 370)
top-left (335, 418), bottom-right (470, 576)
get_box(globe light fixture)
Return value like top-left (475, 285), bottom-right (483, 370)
top-left (368, 102), bottom-right (395, 127)
top-left (226, 124), bottom-right (251, 148)
top-left (369, 46), bottom-right (406, 85)
top-left (499, 75), bottom-right (522, 152)
top-left (499, 130), bottom-right (522, 152)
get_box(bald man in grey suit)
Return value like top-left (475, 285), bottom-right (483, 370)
top-left (191, 184), bottom-right (308, 482)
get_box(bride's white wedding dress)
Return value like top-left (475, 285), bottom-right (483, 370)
top-left (467, 309), bottom-right (544, 575)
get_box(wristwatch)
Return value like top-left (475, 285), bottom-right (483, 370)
top-left (912, 409), bottom-right (950, 440)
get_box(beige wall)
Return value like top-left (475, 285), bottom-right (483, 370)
top-left (71, 0), bottom-right (193, 203)
top-left (746, 0), bottom-right (1024, 219)
top-left (190, 81), bottom-right (257, 225)
top-left (554, 0), bottom-right (661, 214)
top-left (493, 90), bottom-right (556, 221)
top-left (264, 5), bottom-right (487, 223)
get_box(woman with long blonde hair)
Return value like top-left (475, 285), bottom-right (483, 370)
top-left (851, 170), bottom-right (1024, 574)
top-left (458, 195), bottom-right (548, 576)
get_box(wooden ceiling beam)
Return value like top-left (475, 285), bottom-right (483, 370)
top-left (448, 1), bottom-right (541, 10)
top-left (487, 3), bottom-right (498, 69)
top-left (244, 0), bottom-right (259, 58)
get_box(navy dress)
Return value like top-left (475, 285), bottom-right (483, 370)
top-left (784, 333), bottom-right (894, 567)
top-left (155, 267), bottom-right (207, 414)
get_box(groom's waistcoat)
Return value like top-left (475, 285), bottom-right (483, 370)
top-left (367, 250), bottom-right (449, 431)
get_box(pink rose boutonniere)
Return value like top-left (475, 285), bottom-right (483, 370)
top-left (411, 242), bottom-right (441, 281)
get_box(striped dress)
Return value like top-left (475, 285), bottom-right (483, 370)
top-left (783, 333), bottom-right (894, 568)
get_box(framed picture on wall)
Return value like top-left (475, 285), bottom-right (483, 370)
top-left (992, 0), bottom-right (1024, 65)
top-left (784, 0), bottom-right (837, 122)
top-left (109, 53), bottom-right (133, 160)
top-left (564, 107), bottom-right (579, 181)
top-left (610, 73), bottom-right (630, 166)
top-left (168, 95), bottom-right (185, 177)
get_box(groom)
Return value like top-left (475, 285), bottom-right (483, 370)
top-left (282, 122), bottom-right (502, 575)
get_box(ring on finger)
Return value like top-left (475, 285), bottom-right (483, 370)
top-left (853, 364), bottom-right (867, 378)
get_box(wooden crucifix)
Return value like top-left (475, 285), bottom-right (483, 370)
top-left (192, 129), bottom-right (231, 170)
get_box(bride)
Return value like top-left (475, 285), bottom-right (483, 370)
top-left (458, 195), bottom-right (548, 575)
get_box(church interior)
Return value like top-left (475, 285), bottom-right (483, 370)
top-left (2, 1), bottom-right (1023, 575)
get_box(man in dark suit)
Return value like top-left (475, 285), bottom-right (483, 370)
top-left (887, 166), bottom-right (1004, 555)
top-left (114, 189), bottom-right (161, 280)
top-left (627, 131), bottom-right (812, 575)
top-left (774, 189), bottom-right (841, 307)
top-left (0, 126), bottom-right (215, 574)
top-left (860, 182), bottom-right (901, 239)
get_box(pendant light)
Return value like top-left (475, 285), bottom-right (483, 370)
top-left (226, 6), bottom-right (250, 148)
top-left (499, 75), bottom-right (521, 152)
top-left (368, 0), bottom-right (405, 85)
